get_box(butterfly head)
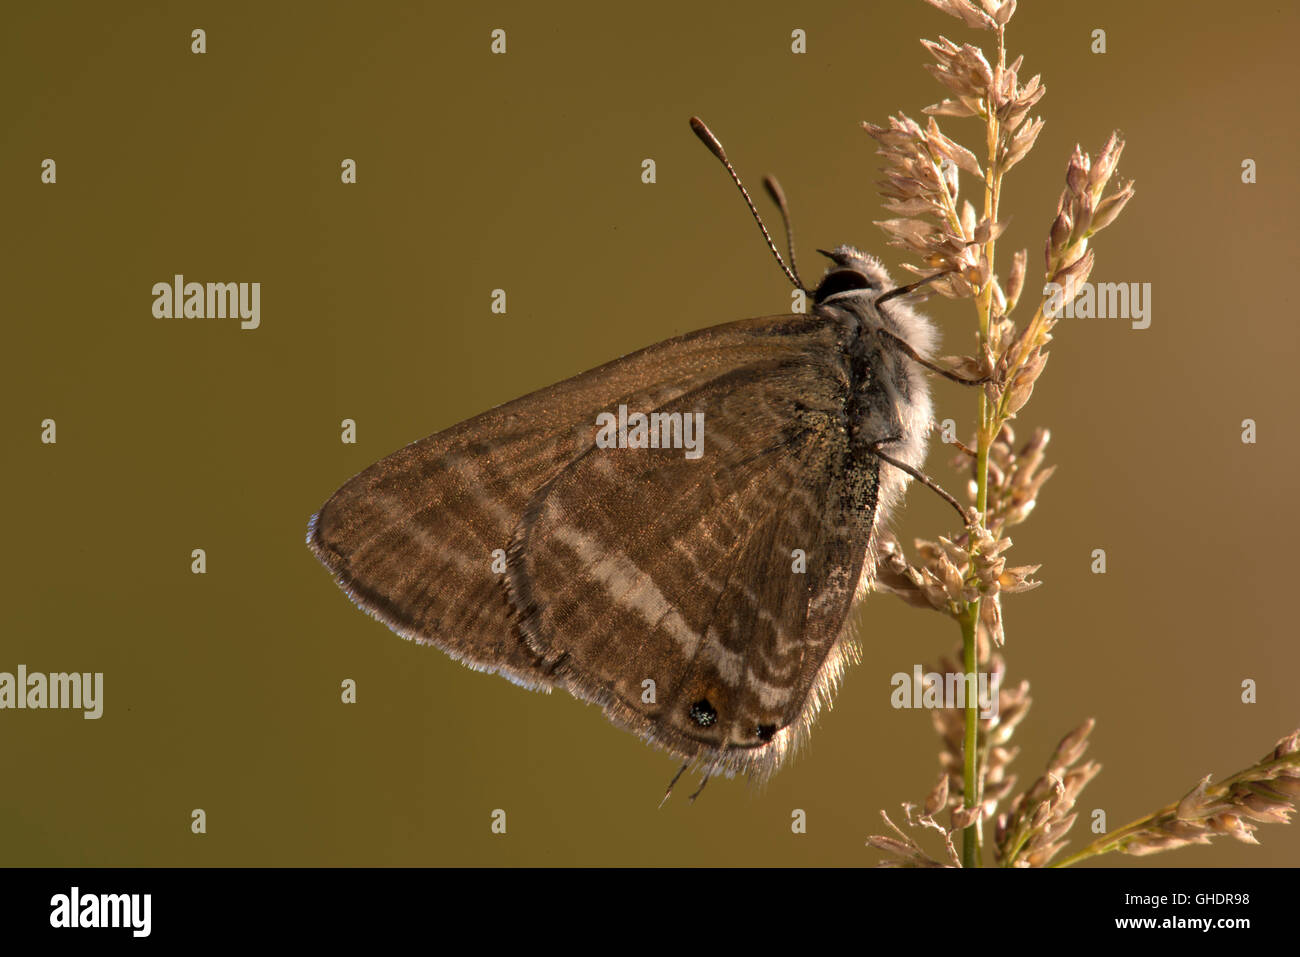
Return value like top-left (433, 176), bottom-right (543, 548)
top-left (812, 245), bottom-right (893, 305)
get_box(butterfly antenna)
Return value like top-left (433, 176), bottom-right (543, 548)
top-left (762, 175), bottom-right (805, 290)
top-left (659, 762), bottom-right (689, 809)
top-left (690, 117), bottom-right (805, 292)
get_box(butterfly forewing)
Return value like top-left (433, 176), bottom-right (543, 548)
top-left (310, 314), bottom-right (826, 688)
top-left (310, 308), bottom-right (889, 778)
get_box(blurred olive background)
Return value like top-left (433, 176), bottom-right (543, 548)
top-left (2, 0), bottom-right (1296, 867)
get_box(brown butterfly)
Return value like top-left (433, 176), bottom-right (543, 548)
top-left (308, 118), bottom-right (970, 796)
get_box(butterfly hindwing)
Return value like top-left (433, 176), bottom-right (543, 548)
top-left (505, 318), bottom-right (883, 779)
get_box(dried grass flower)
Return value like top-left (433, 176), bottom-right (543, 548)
top-left (862, 0), bottom-right (1294, 870)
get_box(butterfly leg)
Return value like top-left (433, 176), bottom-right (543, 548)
top-left (934, 425), bottom-right (977, 458)
top-left (877, 328), bottom-right (994, 387)
top-left (869, 436), bottom-right (972, 524)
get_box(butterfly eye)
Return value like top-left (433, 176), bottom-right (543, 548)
top-left (756, 723), bottom-right (777, 742)
top-left (814, 270), bottom-right (874, 302)
top-left (689, 698), bottom-right (718, 728)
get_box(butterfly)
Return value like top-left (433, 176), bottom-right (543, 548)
top-left (307, 117), bottom-right (971, 794)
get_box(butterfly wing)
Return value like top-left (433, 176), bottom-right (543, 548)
top-left (309, 313), bottom-right (855, 690)
top-left (507, 324), bottom-right (883, 780)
